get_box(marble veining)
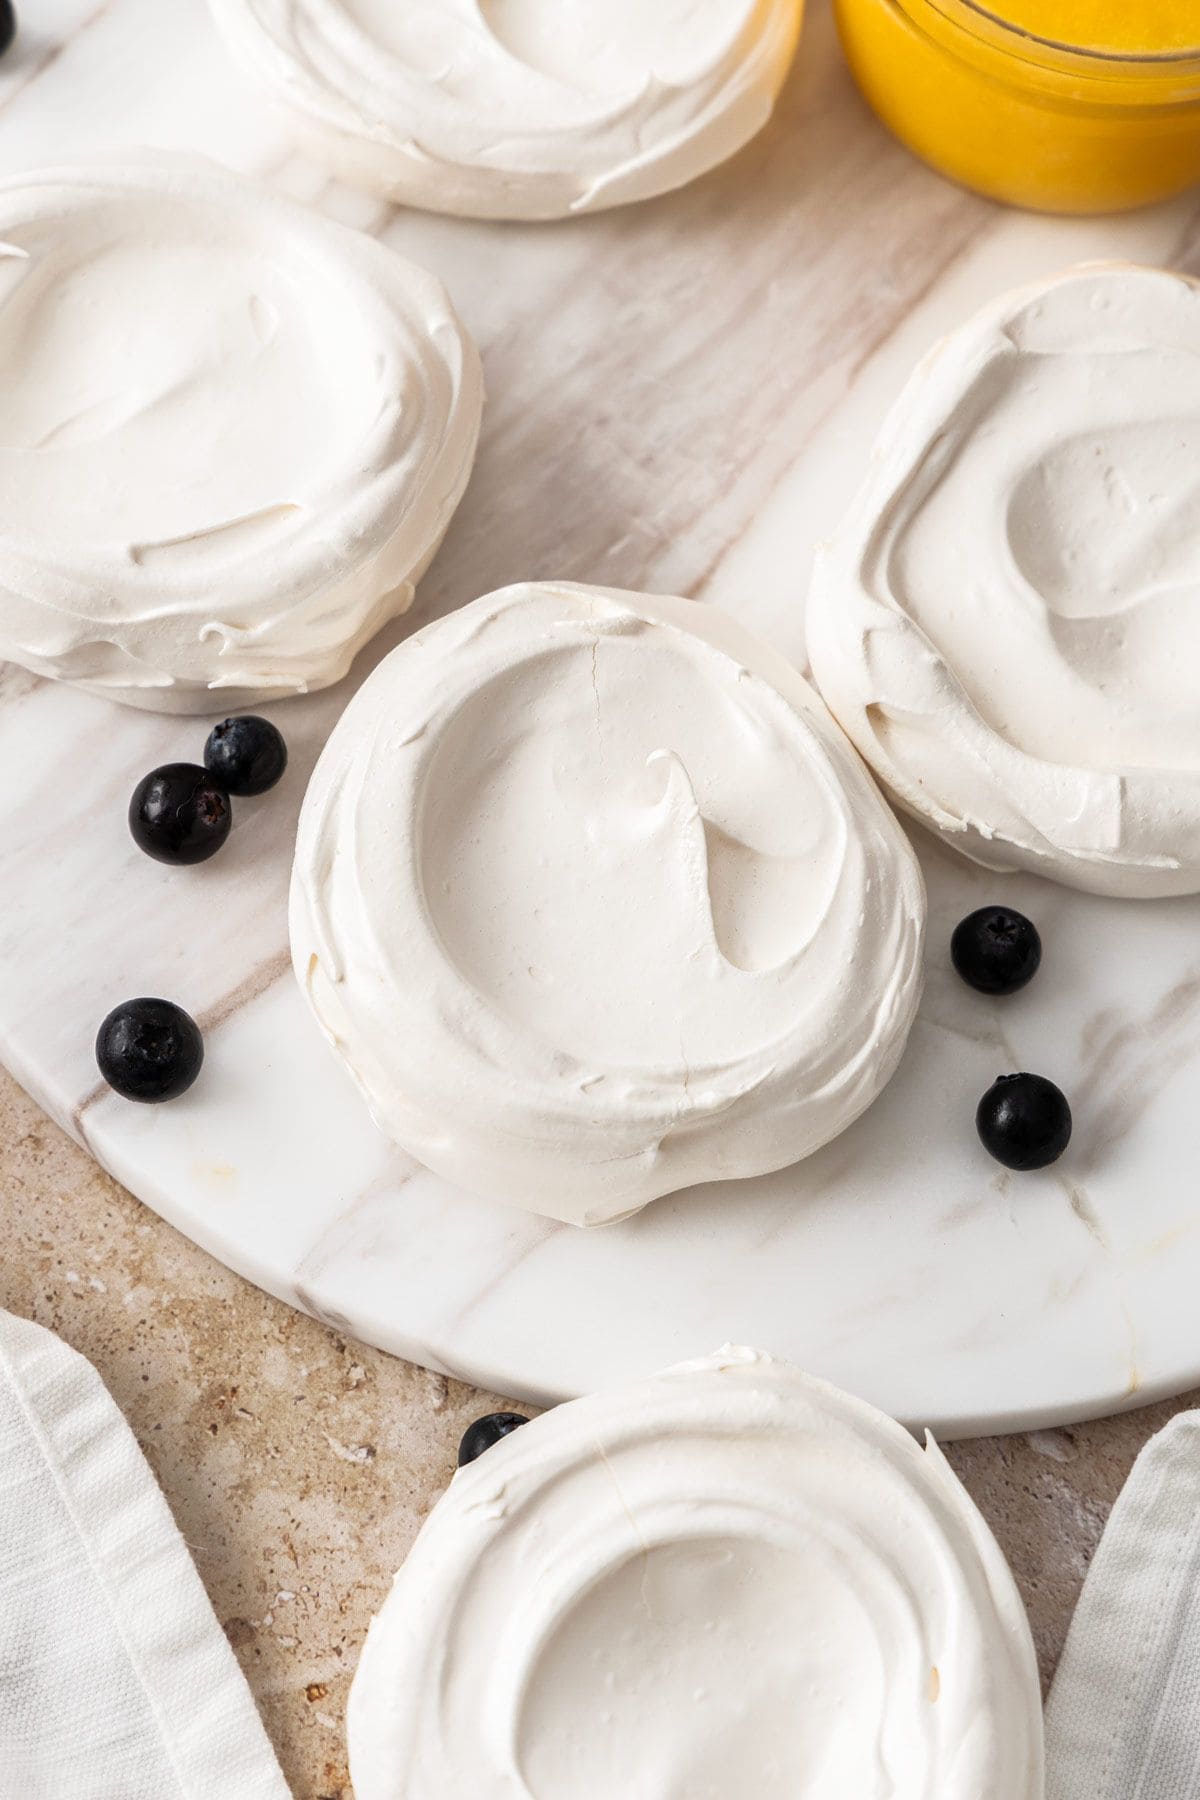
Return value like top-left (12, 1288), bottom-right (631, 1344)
top-left (2, 0), bottom-right (1200, 1433)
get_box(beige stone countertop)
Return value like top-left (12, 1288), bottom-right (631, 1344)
top-left (1, 1064), bottom-right (1186, 1800)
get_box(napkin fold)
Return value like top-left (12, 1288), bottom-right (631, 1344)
top-left (1046, 1409), bottom-right (1200, 1800)
top-left (0, 1307), bottom-right (290, 1799)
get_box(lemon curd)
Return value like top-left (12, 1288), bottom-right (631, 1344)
top-left (835, 0), bottom-right (1200, 212)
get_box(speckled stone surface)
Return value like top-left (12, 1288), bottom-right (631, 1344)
top-left (1, 1061), bottom-right (1192, 1797)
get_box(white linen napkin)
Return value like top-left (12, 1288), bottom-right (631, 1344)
top-left (0, 1306), bottom-right (290, 1799)
top-left (1046, 1408), bottom-right (1200, 1799)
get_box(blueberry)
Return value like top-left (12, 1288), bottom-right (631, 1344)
top-left (96, 998), bottom-right (204, 1103)
top-left (129, 763), bottom-right (231, 865)
top-left (204, 716), bottom-right (288, 797)
top-left (457, 1412), bottom-right (530, 1467)
top-left (976, 1073), bottom-right (1071, 1171)
top-left (951, 906), bottom-right (1041, 995)
top-left (0, 4), bottom-right (16, 59)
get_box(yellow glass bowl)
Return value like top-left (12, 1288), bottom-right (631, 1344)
top-left (834, 0), bottom-right (1200, 213)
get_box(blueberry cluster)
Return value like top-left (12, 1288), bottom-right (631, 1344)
top-left (951, 905), bottom-right (1071, 1171)
top-left (97, 719), bottom-right (288, 1103)
top-left (128, 717), bottom-right (288, 866)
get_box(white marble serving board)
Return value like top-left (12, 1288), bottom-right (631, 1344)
top-left (4, 0), bottom-right (1200, 1436)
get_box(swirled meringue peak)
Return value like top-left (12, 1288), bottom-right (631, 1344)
top-left (0, 157), bottom-right (482, 712)
top-left (207, 0), bottom-right (803, 220)
top-left (290, 581), bottom-right (925, 1225)
top-left (808, 263), bottom-right (1200, 898)
top-left (347, 1348), bottom-right (1044, 1800)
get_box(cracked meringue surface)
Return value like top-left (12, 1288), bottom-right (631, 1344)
top-left (808, 263), bottom-right (1200, 898)
top-left (347, 1348), bottom-right (1044, 1800)
top-left (289, 581), bottom-right (925, 1225)
top-left (208, 0), bottom-right (804, 220)
top-left (0, 157), bottom-right (482, 711)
